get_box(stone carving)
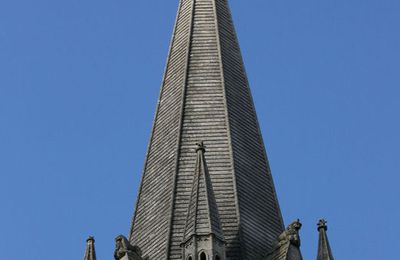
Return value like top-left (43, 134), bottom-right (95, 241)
top-left (318, 219), bottom-right (328, 231)
top-left (263, 220), bottom-right (304, 260)
top-left (114, 235), bottom-right (147, 260)
top-left (195, 141), bottom-right (206, 152)
top-left (274, 219), bottom-right (302, 248)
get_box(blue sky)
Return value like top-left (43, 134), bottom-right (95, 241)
top-left (0, 0), bottom-right (399, 259)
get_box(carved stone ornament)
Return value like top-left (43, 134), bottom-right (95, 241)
top-left (318, 219), bottom-right (328, 231)
top-left (114, 235), bottom-right (147, 260)
top-left (274, 219), bottom-right (302, 249)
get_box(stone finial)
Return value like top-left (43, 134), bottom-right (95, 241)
top-left (195, 141), bottom-right (206, 153)
top-left (317, 219), bottom-right (334, 260)
top-left (84, 236), bottom-right (97, 260)
top-left (318, 219), bottom-right (328, 231)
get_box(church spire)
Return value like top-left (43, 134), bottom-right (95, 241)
top-left (83, 236), bottom-right (97, 260)
top-left (130, 0), bottom-right (284, 259)
top-left (317, 219), bottom-right (334, 260)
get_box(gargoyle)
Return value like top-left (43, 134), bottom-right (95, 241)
top-left (114, 235), bottom-right (146, 260)
top-left (274, 219), bottom-right (302, 248)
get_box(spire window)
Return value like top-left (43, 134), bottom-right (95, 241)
top-left (200, 252), bottom-right (207, 260)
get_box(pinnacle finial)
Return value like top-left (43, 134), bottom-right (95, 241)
top-left (84, 236), bottom-right (97, 260)
top-left (317, 219), bottom-right (334, 260)
top-left (318, 219), bottom-right (328, 231)
top-left (195, 141), bottom-right (206, 153)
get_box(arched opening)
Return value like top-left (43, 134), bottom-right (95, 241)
top-left (215, 256), bottom-right (220, 260)
top-left (200, 252), bottom-right (207, 260)
top-left (187, 256), bottom-right (193, 260)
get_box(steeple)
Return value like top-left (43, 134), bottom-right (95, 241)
top-left (129, 0), bottom-right (284, 259)
top-left (317, 220), bottom-right (334, 260)
top-left (84, 237), bottom-right (97, 260)
top-left (181, 142), bottom-right (226, 260)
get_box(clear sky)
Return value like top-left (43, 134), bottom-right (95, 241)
top-left (0, 0), bottom-right (399, 259)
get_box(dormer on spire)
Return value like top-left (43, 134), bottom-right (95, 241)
top-left (181, 142), bottom-right (226, 260)
top-left (84, 236), bottom-right (97, 260)
top-left (317, 219), bottom-right (334, 260)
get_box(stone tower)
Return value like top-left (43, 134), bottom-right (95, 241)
top-left (129, 0), bottom-right (284, 259)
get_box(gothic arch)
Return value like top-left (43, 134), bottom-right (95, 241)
top-left (199, 252), bottom-right (207, 260)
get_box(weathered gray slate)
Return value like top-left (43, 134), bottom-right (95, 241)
top-left (129, 0), bottom-right (284, 259)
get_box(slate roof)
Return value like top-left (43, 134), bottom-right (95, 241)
top-left (83, 237), bottom-right (97, 260)
top-left (266, 242), bottom-right (291, 260)
top-left (182, 142), bottom-right (224, 243)
top-left (317, 220), bottom-right (334, 260)
top-left (129, 0), bottom-right (285, 259)
top-left (266, 243), bottom-right (303, 260)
